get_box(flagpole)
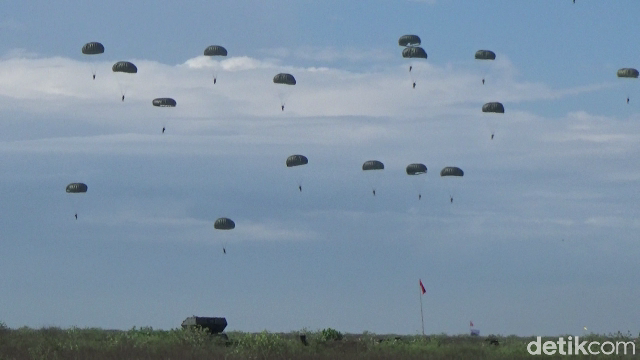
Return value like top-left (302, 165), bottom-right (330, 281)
top-left (419, 282), bottom-right (425, 336)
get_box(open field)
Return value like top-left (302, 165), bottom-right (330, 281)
top-left (0, 323), bottom-right (637, 359)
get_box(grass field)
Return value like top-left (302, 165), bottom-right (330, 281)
top-left (0, 322), bottom-right (637, 359)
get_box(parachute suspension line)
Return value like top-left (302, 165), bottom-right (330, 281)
top-left (212, 65), bottom-right (219, 84)
top-left (409, 65), bottom-right (416, 85)
top-left (277, 90), bottom-right (287, 110)
top-left (65, 192), bottom-right (75, 218)
top-left (115, 79), bottom-right (125, 98)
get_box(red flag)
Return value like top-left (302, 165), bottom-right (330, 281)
top-left (419, 279), bottom-right (426, 294)
top-left (470, 321), bottom-right (474, 327)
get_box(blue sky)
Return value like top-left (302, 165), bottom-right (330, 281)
top-left (0, 0), bottom-right (639, 337)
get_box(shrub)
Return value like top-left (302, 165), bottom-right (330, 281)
top-left (320, 328), bottom-right (343, 341)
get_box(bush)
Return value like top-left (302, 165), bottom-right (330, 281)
top-left (320, 328), bottom-right (343, 341)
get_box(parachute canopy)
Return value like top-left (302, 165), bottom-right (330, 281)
top-left (440, 167), bottom-right (464, 177)
top-left (214, 217), bottom-right (235, 230)
top-left (273, 73), bottom-right (296, 85)
top-left (402, 47), bottom-right (428, 59)
top-left (406, 163), bottom-right (427, 175)
top-left (363, 160), bottom-right (384, 171)
top-left (398, 35), bottom-right (421, 47)
top-left (482, 102), bottom-right (505, 113)
top-left (204, 45), bottom-right (228, 57)
top-left (286, 155), bottom-right (308, 167)
top-left (475, 50), bottom-right (496, 60)
top-left (617, 68), bottom-right (639, 78)
top-left (66, 183), bottom-right (88, 193)
top-left (112, 61), bottom-right (137, 74)
top-left (82, 42), bottom-right (104, 55)
top-left (152, 98), bottom-right (177, 107)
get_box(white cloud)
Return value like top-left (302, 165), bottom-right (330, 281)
top-left (182, 56), bottom-right (275, 71)
top-left (0, 52), bottom-right (605, 122)
top-left (292, 46), bottom-right (394, 63)
top-left (1, 52), bottom-right (638, 196)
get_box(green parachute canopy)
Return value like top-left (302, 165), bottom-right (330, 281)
top-left (402, 47), bottom-right (428, 59)
top-left (475, 50), bottom-right (496, 60)
top-left (214, 218), bottom-right (235, 230)
top-left (617, 68), bottom-right (639, 78)
top-left (363, 160), bottom-right (384, 171)
top-left (406, 163), bottom-right (427, 175)
top-left (273, 73), bottom-right (296, 85)
top-left (398, 35), bottom-right (421, 47)
top-left (286, 155), bottom-right (308, 167)
top-left (204, 45), bottom-right (228, 57)
top-left (112, 61), bottom-right (137, 74)
top-left (482, 102), bottom-right (505, 113)
top-left (66, 183), bottom-right (88, 193)
top-left (82, 42), bottom-right (104, 55)
top-left (152, 98), bottom-right (177, 107)
top-left (440, 167), bottom-right (464, 177)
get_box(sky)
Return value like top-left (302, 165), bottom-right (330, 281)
top-left (0, 0), bottom-right (639, 337)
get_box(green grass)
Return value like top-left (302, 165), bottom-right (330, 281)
top-left (0, 321), bottom-right (637, 359)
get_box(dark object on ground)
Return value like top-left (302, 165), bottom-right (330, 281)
top-left (486, 336), bottom-right (499, 346)
top-left (300, 334), bottom-right (308, 346)
top-left (181, 316), bottom-right (227, 334)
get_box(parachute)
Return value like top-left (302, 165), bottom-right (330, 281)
top-left (152, 98), bottom-right (177, 107)
top-left (475, 50), bottom-right (496, 60)
top-left (66, 183), bottom-right (88, 193)
top-left (82, 42), bottom-right (104, 79)
top-left (406, 163), bottom-right (427, 175)
top-left (214, 217), bottom-right (235, 230)
top-left (440, 167), bottom-right (463, 203)
top-left (402, 47), bottom-right (427, 88)
top-left (82, 42), bottom-right (104, 55)
top-left (617, 68), bottom-right (638, 104)
top-left (362, 160), bottom-right (384, 171)
top-left (482, 102), bottom-right (505, 138)
top-left (66, 183), bottom-right (87, 219)
top-left (273, 73), bottom-right (296, 85)
top-left (112, 61), bottom-right (137, 74)
top-left (398, 35), bottom-right (421, 47)
top-left (112, 61), bottom-right (137, 100)
top-left (440, 167), bottom-right (464, 177)
top-left (406, 163), bottom-right (427, 200)
top-left (286, 155), bottom-right (308, 191)
top-left (286, 155), bottom-right (308, 167)
top-left (214, 217), bottom-right (235, 253)
top-left (152, 98), bottom-right (177, 133)
top-left (402, 47), bottom-right (428, 59)
top-left (363, 160), bottom-right (384, 196)
top-left (204, 45), bottom-right (228, 57)
top-left (273, 73), bottom-right (296, 110)
top-left (617, 68), bottom-right (639, 78)
top-left (482, 102), bottom-right (505, 113)
top-left (204, 45), bottom-right (228, 83)
top-left (475, 50), bottom-right (495, 85)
